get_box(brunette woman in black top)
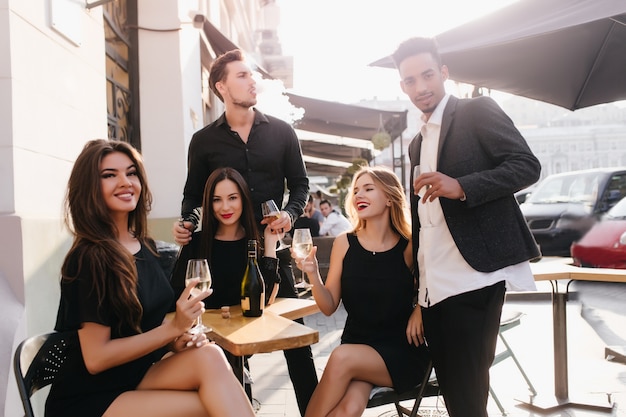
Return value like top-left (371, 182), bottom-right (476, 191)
top-left (47, 140), bottom-right (254, 417)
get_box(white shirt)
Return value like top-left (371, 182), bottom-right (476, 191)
top-left (319, 210), bottom-right (353, 237)
top-left (416, 94), bottom-right (536, 308)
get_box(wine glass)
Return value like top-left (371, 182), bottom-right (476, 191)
top-left (292, 228), bottom-right (313, 290)
top-left (185, 259), bottom-right (212, 334)
top-left (413, 164), bottom-right (431, 197)
top-left (261, 199), bottom-right (289, 250)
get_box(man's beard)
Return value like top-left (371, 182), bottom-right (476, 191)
top-left (233, 97), bottom-right (257, 109)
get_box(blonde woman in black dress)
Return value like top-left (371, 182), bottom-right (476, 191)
top-left (294, 166), bottom-right (430, 417)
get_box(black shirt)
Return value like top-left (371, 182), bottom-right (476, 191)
top-left (182, 109), bottom-right (309, 224)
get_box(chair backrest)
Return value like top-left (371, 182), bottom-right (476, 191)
top-left (13, 332), bottom-right (75, 417)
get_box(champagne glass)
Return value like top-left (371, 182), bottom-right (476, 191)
top-left (261, 199), bottom-right (289, 250)
top-left (185, 259), bottom-right (212, 334)
top-left (292, 228), bottom-right (313, 290)
top-left (413, 164), bottom-right (431, 197)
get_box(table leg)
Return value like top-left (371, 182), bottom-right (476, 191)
top-left (517, 281), bottom-right (614, 413)
top-left (226, 353), bottom-right (252, 402)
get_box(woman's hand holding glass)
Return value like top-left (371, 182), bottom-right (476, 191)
top-left (184, 259), bottom-right (213, 334)
top-left (171, 278), bottom-right (212, 339)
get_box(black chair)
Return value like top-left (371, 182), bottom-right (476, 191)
top-left (13, 332), bottom-right (74, 417)
top-left (366, 310), bottom-right (536, 416)
top-left (366, 360), bottom-right (440, 417)
top-left (489, 309), bottom-right (537, 415)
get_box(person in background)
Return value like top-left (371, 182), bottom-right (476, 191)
top-left (172, 48), bottom-right (317, 415)
top-left (318, 199), bottom-right (353, 237)
top-left (392, 37), bottom-right (540, 417)
top-left (293, 213), bottom-right (320, 237)
top-left (46, 139), bottom-right (255, 417)
top-left (305, 194), bottom-right (325, 227)
top-left (294, 166), bottom-right (430, 417)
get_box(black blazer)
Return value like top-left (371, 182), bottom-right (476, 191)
top-left (409, 95), bottom-right (541, 273)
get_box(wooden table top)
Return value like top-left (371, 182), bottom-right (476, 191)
top-left (265, 297), bottom-right (319, 320)
top-left (531, 258), bottom-right (626, 283)
top-left (185, 298), bottom-right (321, 356)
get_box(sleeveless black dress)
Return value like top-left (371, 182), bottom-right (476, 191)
top-left (341, 233), bottom-right (430, 392)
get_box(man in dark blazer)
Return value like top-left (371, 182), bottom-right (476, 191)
top-left (392, 37), bottom-right (541, 417)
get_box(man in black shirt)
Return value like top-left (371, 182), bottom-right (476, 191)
top-left (173, 49), bottom-right (316, 416)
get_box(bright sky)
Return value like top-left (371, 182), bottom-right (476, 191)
top-left (275, 0), bottom-right (519, 104)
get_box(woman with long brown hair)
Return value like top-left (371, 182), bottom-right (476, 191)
top-left (46, 139), bottom-right (255, 417)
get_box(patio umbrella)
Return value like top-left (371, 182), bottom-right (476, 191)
top-left (370, 0), bottom-right (626, 111)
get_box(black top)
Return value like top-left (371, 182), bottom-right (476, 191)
top-left (46, 243), bottom-right (174, 417)
top-left (181, 109), bottom-right (309, 225)
top-left (293, 216), bottom-right (320, 237)
top-left (340, 233), bottom-right (430, 392)
top-left (170, 234), bottom-right (279, 309)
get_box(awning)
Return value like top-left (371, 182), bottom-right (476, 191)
top-left (287, 93), bottom-right (407, 141)
top-left (297, 130), bottom-right (371, 176)
top-left (200, 18), bottom-right (272, 78)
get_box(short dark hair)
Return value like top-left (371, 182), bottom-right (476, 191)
top-left (320, 199), bottom-right (332, 208)
top-left (209, 49), bottom-right (245, 102)
top-left (391, 37), bottom-right (442, 69)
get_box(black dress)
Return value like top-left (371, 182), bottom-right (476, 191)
top-left (340, 233), bottom-right (430, 392)
top-left (45, 243), bottom-right (174, 417)
top-left (169, 233), bottom-right (279, 309)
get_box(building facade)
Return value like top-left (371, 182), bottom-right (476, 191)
top-left (0, 1), bottom-right (285, 414)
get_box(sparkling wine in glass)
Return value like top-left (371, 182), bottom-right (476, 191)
top-left (292, 228), bottom-right (313, 289)
top-left (185, 258), bottom-right (212, 334)
top-left (261, 199), bottom-right (288, 250)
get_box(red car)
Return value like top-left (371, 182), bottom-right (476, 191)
top-left (571, 197), bottom-right (626, 268)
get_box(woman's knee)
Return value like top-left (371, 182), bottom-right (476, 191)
top-left (189, 344), bottom-right (230, 372)
top-left (324, 345), bottom-right (359, 377)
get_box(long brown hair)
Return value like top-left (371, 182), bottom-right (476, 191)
top-left (62, 139), bottom-right (153, 333)
top-left (345, 166), bottom-right (411, 240)
top-left (199, 168), bottom-right (260, 265)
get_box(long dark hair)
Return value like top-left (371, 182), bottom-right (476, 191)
top-left (199, 168), bottom-right (260, 266)
top-left (62, 139), bottom-right (152, 333)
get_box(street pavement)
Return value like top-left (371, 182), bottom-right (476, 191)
top-left (249, 261), bottom-right (626, 417)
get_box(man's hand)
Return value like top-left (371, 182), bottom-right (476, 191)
top-left (261, 210), bottom-right (293, 233)
top-left (414, 172), bottom-right (465, 202)
top-left (172, 219), bottom-right (194, 245)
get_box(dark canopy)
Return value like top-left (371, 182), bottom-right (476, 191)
top-left (286, 93), bottom-right (407, 142)
top-left (370, 0), bottom-right (626, 111)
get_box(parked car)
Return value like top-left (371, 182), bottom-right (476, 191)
top-left (520, 168), bottom-right (626, 256)
top-left (571, 196), bottom-right (626, 269)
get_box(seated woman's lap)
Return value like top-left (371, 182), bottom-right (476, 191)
top-left (325, 344), bottom-right (393, 388)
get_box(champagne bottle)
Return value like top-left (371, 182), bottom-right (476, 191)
top-left (241, 240), bottom-right (265, 317)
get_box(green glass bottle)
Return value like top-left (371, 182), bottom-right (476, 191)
top-left (241, 240), bottom-right (265, 317)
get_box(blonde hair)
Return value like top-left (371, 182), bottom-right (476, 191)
top-left (345, 166), bottom-right (411, 240)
